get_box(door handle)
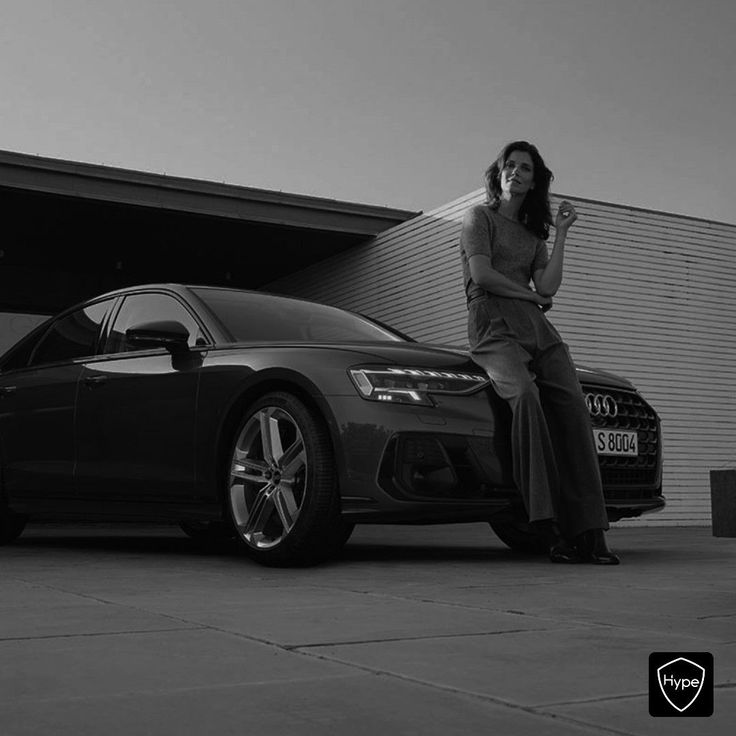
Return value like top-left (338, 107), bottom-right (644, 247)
top-left (0, 385), bottom-right (17, 396)
top-left (83, 375), bottom-right (108, 387)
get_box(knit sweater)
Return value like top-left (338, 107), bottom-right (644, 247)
top-left (459, 204), bottom-right (549, 303)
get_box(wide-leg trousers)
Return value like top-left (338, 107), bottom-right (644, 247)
top-left (468, 295), bottom-right (609, 538)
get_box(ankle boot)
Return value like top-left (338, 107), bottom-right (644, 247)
top-left (577, 529), bottom-right (620, 565)
top-left (535, 520), bottom-right (581, 564)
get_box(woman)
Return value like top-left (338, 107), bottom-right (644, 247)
top-left (459, 140), bottom-right (619, 564)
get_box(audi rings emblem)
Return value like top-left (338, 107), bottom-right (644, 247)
top-left (584, 393), bottom-right (618, 418)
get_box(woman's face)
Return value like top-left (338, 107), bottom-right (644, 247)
top-left (500, 150), bottom-right (535, 197)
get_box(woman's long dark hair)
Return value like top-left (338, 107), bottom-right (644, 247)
top-left (484, 140), bottom-right (554, 240)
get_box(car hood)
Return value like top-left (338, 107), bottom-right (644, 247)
top-left (401, 342), bottom-right (635, 390)
top-left (572, 363), bottom-right (635, 390)
top-left (223, 340), bottom-right (636, 390)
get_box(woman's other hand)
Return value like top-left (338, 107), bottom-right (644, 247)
top-left (536, 294), bottom-right (553, 312)
top-left (555, 201), bottom-right (577, 231)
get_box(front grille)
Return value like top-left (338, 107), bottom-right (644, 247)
top-left (582, 384), bottom-right (661, 490)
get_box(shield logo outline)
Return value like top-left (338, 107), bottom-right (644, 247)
top-left (657, 657), bottom-right (706, 713)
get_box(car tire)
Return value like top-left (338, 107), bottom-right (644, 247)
top-left (226, 391), bottom-right (346, 566)
top-left (489, 518), bottom-right (548, 555)
top-left (0, 506), bottom-right (27, 545)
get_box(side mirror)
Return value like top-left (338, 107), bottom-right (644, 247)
top-left (125, 320), bottom-right (190, 351)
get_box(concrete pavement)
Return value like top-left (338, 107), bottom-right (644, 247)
top-left (1, 523), bottom-right (735, 735)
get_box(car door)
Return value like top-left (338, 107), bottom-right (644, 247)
top-left (0, 299), bottom-right (113, 504)
top-left (74, 291), bottom-right (208, 503)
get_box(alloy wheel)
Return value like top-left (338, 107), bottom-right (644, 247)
top-left (229, 406), bottom-right (307, 550)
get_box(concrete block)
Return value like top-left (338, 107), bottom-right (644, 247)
top-left (711, 469), bottom-right (736, 537)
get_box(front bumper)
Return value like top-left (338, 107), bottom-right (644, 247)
top-left (325, 391), bottom-right (517, 522)
top-left (325, 385), bottom-right (665, 524)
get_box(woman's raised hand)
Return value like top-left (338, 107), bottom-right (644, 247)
top-left (555, 201), bottom-right (578, 231)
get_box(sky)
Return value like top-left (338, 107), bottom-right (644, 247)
top-left (1, 0), bottom-right (734, 223)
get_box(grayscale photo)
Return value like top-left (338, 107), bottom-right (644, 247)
top-left (0, 0), bottom-right (734, 733)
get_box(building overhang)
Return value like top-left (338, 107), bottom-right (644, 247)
top-left (0, 150), bottom-right (419, 313)
top-left (0, 149), bottom-right (416, 235)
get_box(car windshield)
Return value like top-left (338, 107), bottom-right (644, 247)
top-left (192, 288), bottom-right (408, 343)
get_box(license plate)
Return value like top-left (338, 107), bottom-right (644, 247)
top-left (593, 429), bottom-right (638, 457)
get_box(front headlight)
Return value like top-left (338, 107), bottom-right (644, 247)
top-left (348, 366), bottom-right (489, 406)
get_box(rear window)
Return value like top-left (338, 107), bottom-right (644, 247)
top-left (29, 300), bottom-right (111, 366)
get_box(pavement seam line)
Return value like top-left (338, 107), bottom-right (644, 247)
top-left (0, 626), bottom-right (207, 643)
top-left (287, 627), bottom-right (568, 649)
top-left (697, 612), bottom-right (736, 620)
top-left (540, 691), bottom-right (650, 708)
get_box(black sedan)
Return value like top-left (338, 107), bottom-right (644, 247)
top-left (0, 284), bottom-right (664, 565)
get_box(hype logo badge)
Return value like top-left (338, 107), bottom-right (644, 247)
top-left (649, 652), bottom-right (713, 717)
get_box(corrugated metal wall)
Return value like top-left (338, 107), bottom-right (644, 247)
top-left (266, 190), bottom-right (736, 526)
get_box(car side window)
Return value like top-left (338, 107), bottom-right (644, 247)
top-left (28, 301), bottom-right (112, 367)
top-left (104, 293), bottom-right (206, 354)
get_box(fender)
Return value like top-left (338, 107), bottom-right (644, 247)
top-left (195, 363), bottom-right (347, 505)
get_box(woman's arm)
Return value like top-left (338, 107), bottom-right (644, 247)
top-left (469, 254), bottom-right (551, 307)
top-left (533, 201), bottom-right (577, 297)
